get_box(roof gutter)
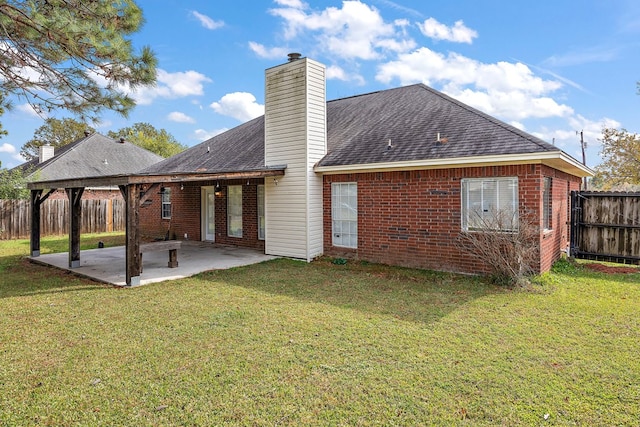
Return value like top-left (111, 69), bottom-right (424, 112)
top-left (314, 151), bottom-right (594, 178)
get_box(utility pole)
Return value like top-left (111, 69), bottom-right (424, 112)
top-left (578, 130), bottom-right (588, 190)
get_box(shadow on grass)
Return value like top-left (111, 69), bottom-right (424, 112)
top-left (0, 233), bottom-right (124, 299)
top-left (196, 257), bottom-right (506, 326)
top-left (0, 256), bottom-right (111, 298)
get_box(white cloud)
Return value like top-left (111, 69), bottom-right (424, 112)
top-left (249, 42), bottom-right (290, 59)
top-left (158, 70), bottom-right (211, 97)
top-left (376, 47), bottom-right (573, 121)
top-left (568, 114), bottom-right (621, 145)
top-left (190, 11), bottom-right (224, 30)
top-left (418, 18), bottom-right (478, 44)
top-left (0, 143), bottom-right (17, 154)
top-left (274, 0), bottom-right (306, 7)
top-left (16, 103), bottom-right (45, 118)
top-left (167, 111), bottom-right (196, 123)
top-left (326, 65), bottom-right (349, 81)
top-left (194, 128), bottom-right (228, 141)
top-left (95, 119), bottom-right (113, 129)
top-left (210, 92), bottom-right (265, 122)
top-left (542, 45), bottom-right (621, 68)
top-left (130, 69), bottom-right (212, 105)
top-left (269, 0), bottom-right (415, 60)
top-left (531, 114), bottom-right (621, 165)
top-left (326, 65), bottom-right (365, 85)
top-left (376, 0), bottom-right (423, 18)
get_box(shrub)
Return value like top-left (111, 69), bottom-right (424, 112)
top-left (457, 209), bottom-right (539, 287)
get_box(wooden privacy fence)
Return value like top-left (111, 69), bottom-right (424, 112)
top-left (0, 198), bottom-right (125, 240)
top-left (570, 191), bottom-right (640, 264)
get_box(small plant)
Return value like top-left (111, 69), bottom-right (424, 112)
top-left (457, 208), bottom-right (539, 287)
top-left (551, 256), bottom-right (581, 274)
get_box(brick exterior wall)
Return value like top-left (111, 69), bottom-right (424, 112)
top-left (539, 165), bottom-right (582, 272)
top-left (139, 179), bottom-right (265, 250)
top-left (137, 164), bottom-right (581, 275)
top-left (323, 164), bottom-right (581, 275)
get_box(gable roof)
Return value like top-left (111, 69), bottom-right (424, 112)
top-left (140, 115), bottom-right (267, 175)
top-left (141, 84), bottom-right (591, 177)
top-left (20, 133), bottom-right (164, 182)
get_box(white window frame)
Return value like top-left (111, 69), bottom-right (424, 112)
top-left (161, 187), bottom-right (171, 219)
top-left (257, 184), bottom-right (265, 240)
top-left (461, 177), bottom-right (518, 232)
top-left (543, 177), bottom-right (552, 231)
top-left (331, 182), bottom-right (357, 248)
top-left (227, 185), bottom-right (243, 238)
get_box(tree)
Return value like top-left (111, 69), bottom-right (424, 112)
top-left (21, 117), bottom-right (95, 161)
top-left (0, 0), bottom-right (157, 126)
top-left (0, 166), bottom-right (32, 199)
top-left (108, 122), bottom-right (187, 158)
top-left (593, 128), bottom-right (640, 190)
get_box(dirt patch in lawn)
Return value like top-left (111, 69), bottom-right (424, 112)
top-left (584, 263), bottom-right (639, 274)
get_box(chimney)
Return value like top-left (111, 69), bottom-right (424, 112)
top-left (119, 137), bottom-right (125, 144)
top-left (84, 130), bottom-right (91, 137)
top-left (38, 144), bottom-right (54, 163)
top-left (264, 54), bottom-right (326, 261)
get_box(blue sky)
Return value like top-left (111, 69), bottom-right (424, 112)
top-left (1, 0), bottom-right (639, 169)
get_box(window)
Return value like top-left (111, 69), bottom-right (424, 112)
top-left (227, 185), bottom-right (242, 237)
top-left (257, 184), bottom-right (265, 240)
top-left (543, 177), bottom-right (552, 230)
top-left (461, 177), bottom-right (518, 231)
top-left (161, 187), bottom-right (171, 219)
top-left (332, 182), bottom-right (357, 248)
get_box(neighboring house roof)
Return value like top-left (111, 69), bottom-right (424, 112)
top-left (141, 84), bottom-right (590, 177)
top-left (18, 133), bottom-right (164, 181)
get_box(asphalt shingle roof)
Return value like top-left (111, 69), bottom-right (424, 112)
top-left (143, 83), bottom-right (565, 175)
top-left (21, 133), bottom-right (164, 181)
top-left (141, 116), bottom-right (265, 175)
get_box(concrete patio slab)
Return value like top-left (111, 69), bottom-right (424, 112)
top-left (28, 242), bottom-right (277, 287)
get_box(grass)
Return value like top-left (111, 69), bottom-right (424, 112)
top-left (0, 234), bottom-right (639, 425)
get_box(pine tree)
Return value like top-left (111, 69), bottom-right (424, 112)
top-left (0, 0), bottom-right (157, 125)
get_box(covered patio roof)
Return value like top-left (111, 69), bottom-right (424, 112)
top-left (26, 166), bottom-right (287, 190)
top-left (27, 166), bottom-right (286, 286)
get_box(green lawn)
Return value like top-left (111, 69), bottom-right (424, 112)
top-left (1, 234), bottom-right (639, 425)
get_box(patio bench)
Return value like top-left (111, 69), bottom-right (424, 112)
top-left (140, 240), bottom-right (182, 270)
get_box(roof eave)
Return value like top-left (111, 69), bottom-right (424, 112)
top-left (314, 152), bottom-right (594, 177)
top-left (27, 166), bottom-right (287, 190)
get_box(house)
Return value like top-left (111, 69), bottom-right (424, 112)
top-left (24, 133), bottom-right (163, 262)
top-left (15, 132), bottom-right (163, 200)
top-left (134, 54), bottom-right (591, 276)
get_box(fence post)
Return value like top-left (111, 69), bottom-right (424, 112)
top-left (569, 190), bottom-right (579, 258)
top-left (107, 199), bottom-right (113, 233)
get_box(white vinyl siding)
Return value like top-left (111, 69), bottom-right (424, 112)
top-left (161, 188), bottom-right (171, 219)
top-left (257, 184), bottom-right (265, 240)
top-left (264, 57), bottom-right (326, 260)
top-left (332, 182), bottom-right (357, 248)
top-left (461, 177), bottom-right (518, 231)
top-left (227, 185), bottom-right (242, 238)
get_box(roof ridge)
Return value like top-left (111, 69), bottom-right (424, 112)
top-left (327, 84), bottom-right (423, 104)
